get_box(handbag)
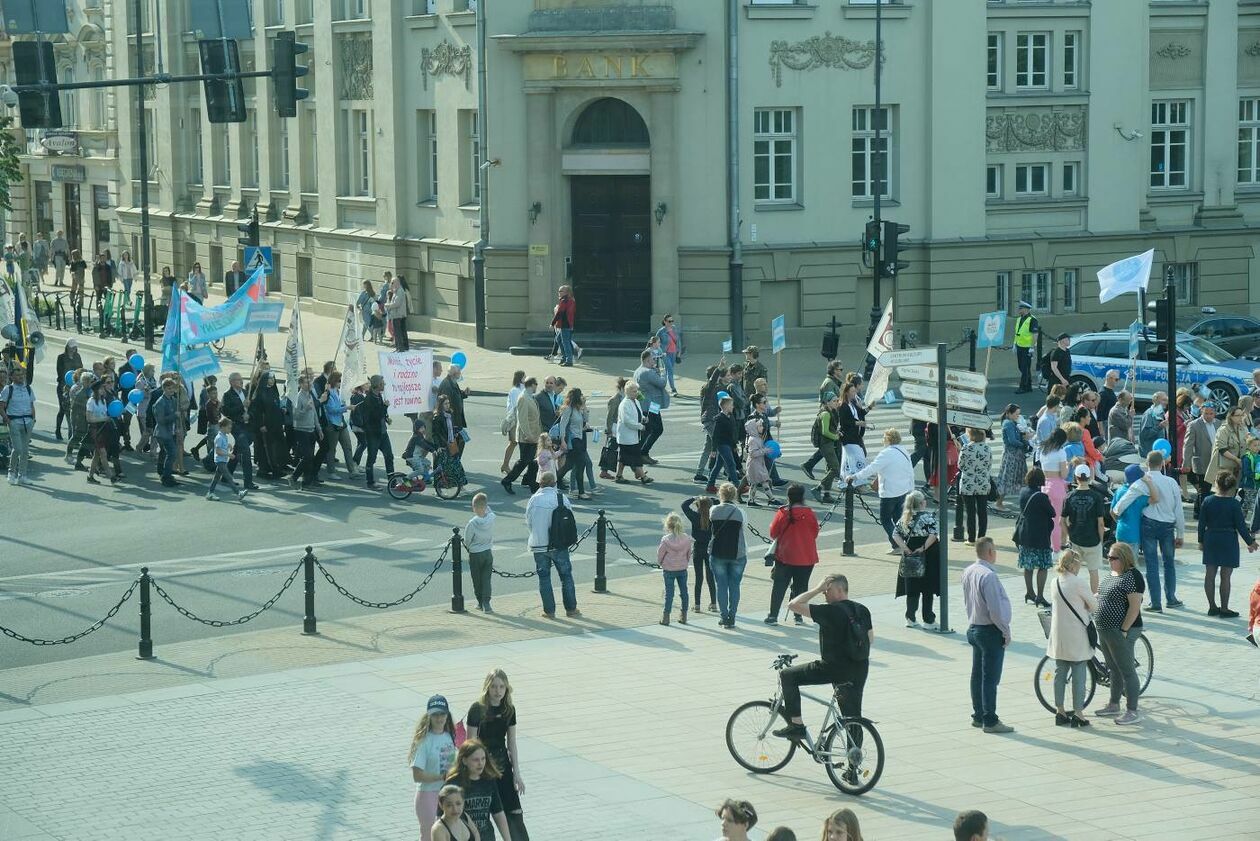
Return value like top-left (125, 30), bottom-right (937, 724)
top-left (447, 440), bottom-right (460, 456)
top-left (898, 551), bottom-right (926, 579)
top-left (599, 440), bottom-right (619, 471)
top-left (763, 506), bottom-right (795, 567)
top-left (1057, 580), bottom-right (1099, 649)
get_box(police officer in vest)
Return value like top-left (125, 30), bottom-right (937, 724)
top-left (1013, 301), bottom-right (1039, 394)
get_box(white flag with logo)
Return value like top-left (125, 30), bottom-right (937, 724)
top-left (339, 305), bottom-right (367, 401)
top-left (864, 299), bottom-right (896, 405)
top-left (284, 298), bottom-right (304, 395)
top-left (1097, 249), bottom-right (1154, 304)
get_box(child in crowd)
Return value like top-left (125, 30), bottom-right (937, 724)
top-left (657, 512), bottom-right (693, 626)
top-left (465, 492), bottom-right (496, 613)
top-left (743, 416), bottom-right (777, 508)
top-left (431, 784), bottom-right (476, 841)
top-left (1241, 435), bottom-right (1260, 532)
top-left (403, 417), bottom-right (437, 482)
top-left (646, 334), bottom-right (665, 373)
top-left (410, 695), bottom-right (458, 841)
top-left (206, 418), bottom-right (246, 502)
top-left (1111, 463), bottom-right (1154, 551)
top-left (536, 432), bottom-right (557, 477)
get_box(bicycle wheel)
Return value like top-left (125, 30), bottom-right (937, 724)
top-left (726, 700), bottom-right (796, 774)
top-left (434, 472), bottom-right (462, 500)
top-left (1134, 632), bottom-right (1153, 696)
top-left (820, 718), bottom-right (885, 796)
top-left (386, 474), bottom-right (412, 500)
top-left (1034, 656), bottom-right (1096, 713)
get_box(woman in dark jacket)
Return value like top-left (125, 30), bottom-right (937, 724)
top-left (250, 372), bottom-right (287, 479)
top-left (682, 496), bottom-right (717, 613)
top-left (1198, 472), bottom-right (1258, 618)
top-left (1016, 466), bottom-right (1057, 607)
top-left (764, 483), bottom-right (821, 626)
top-left (892, 491), bottom-right (941, 628)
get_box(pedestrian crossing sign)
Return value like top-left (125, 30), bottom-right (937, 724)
top-left (244, 246), bottom-right (273, 275)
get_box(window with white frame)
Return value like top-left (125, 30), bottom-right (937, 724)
top-left (987, 34), bottom-right (1003, 91)
top-left (852, 106), bottom-right (893, 199)
top-left (1166, 262), bottom-right (1197, 305)
top-left (60, 67), bottom-right (77, 126)
top-left (986, 164), bottom-right (1002, 198)
top-left (244, 111), bottom-right (259, 187)
top-left (274, 118), bottom-right (290, 189)
top-left (1062, 161), bottom-right (1079, 196)
top-left (419, 110), bottom-right (438, 202)
top-left (1062, 269), bottom-right (1077, 312)
top-left (271, 0), bottom-right (285, 24)
top-left (214, 125), bottom-right (230, 185)
top-left (190, 109), bottom-right (203, 183)
top-left (1015, 163), bottom-right (1048, 196)
top-left (1015, 33), bottom-right (1049, 89)
top-left (90, 67), bottom-right (106, 127)
top-left (1238, 98), bottom-right (1260, 185)
top-left (996, 271), bottom-right (1010, 313)
top-left (1150, 100), bottom-right (1189, 189)
top-left (1020, 270), bottom-right (1053, 312)
top-left (754, 108), bottom-right (798, 203)
top-left (348, 108), bottom-right (372, 196)
top-left (1062, 32), bottom-right (1079, 90)
top-left (469, 111), bottom-right (482, 204)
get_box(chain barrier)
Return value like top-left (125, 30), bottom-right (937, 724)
top-left (0, 577), bottom-right (140, 646)
top-left (490, 519), bottom-right (598, 579)
top-left (315, 539), bottom-right (451, 609)
top-left (604, 520), bottom-right (662, 570)
top-left (150, 561), bottom-right (304, 627)
top-left (745, 521), bottom-right (774, 545)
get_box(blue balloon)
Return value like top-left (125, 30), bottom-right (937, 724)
top-left (128, 388), bottom-right (144, 406)
top-left (107, 399), bottom-right (124, 419)
top-left (1153, 438), bottom-right (1173, 457)
top-left (64, 370), bottom-right (75, 386)
top-left (451, 351), bottom-right (468, 369)
top-left (128, 353), bottom-right (145, 370)
top-left (765, 440), bottom-right (782, 459)
top-left (120, 371), bottom-right (137, 390)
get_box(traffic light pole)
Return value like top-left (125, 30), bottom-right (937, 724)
top-left (865, 0), bottom-right (884, 378)
top-left (134, 0), bottom-right (154, 350)
top-left (1165, 270), bottom-right (1178, 474)
top-left (472, 0), bottom-right (488, 349)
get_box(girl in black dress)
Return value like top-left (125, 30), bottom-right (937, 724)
top-left (444, 740), bottom-right (510, 841)
top-left (466, 669), bottom-right (527, 841)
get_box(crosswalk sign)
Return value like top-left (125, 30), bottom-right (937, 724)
top-left (244, 246), bottom-right (273, 275)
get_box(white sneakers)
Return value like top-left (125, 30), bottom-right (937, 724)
top-left (206, 492), bottom-right (220, 500)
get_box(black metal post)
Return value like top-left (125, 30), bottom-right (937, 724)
top-left (842, 483), bottom-right (856, 556)
top-left (1165, 273), bottom-right (1178, 472)
top-left (594, 510), bottom-right (608, 593)
top-left (936, 343), bottom-right (952, 634)
top-left (865, 0), bottom-right (885, 382)
top-left (450, 527), bottom-right (466, 613)
top-left (968, 329), bottom-right (977, 373)
top-left (953, 462), bottom-right (965, 542)
top-left (133, 0), bottom-right (154, 350)
top-left (136, 567), bottom-right (154, 660)
top-left (302, 547), bottom-right (317, 635)
top-left (1036, 329), bottom-right (1045, 390)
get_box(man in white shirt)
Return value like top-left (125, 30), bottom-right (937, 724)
top-left (525, 471), bottom-right (581, 620)
top-left (1114, 449), bottom-right (1185, 612)
top-left (847, 428), bottom-right (916, 554)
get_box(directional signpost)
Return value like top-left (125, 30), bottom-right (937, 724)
top-left (901, 399), bottom-right (993, 429)
top-left (900, 381), bottom-right (987, 412)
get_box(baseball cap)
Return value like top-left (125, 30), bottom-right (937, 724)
top-left (426, 694), bottom-right (449, 715)
top-left (1057, 332), bottom-right (1071, 342)
top-left (1074, 464), bottom-right (1092, 479)
top-left (1124, 464), bottom-right (1144, 484)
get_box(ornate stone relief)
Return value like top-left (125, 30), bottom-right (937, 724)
top-left (339, 34), bottom-right (374, 100)
top-left (768, 32), bottom-right (879, 88)
top-left (1246, 42), bottom-right (1260, 58)
top-left (1154, 42), bottom-right (1192, 60)
top-left (986, 109), bottom-right (1087, 153)
top-left (421, 40), bottom-right (473, 90)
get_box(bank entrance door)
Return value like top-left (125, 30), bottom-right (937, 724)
top-left (570, 175), bottom-right (650, 334)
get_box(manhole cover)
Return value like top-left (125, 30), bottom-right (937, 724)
top-left (230, 568), bottom-right (283, 578)
top-left (36, 588), bottom-right (91, 599)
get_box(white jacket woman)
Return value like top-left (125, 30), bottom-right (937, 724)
top-left (1046, 550), bottom-right (1098, 725)
top-left (616, 383), bottom-right (645, 446)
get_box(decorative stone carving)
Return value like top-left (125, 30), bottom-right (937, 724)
top-left (339, 34), bottom-right (374, 100)
top-left (421, 40), bottom-right (473, 90)
top-left (1247, 42), bottom-right (1260, 58)
top-left (986, 109), bottom-right (1087, 153)
top-left (768, 32), bottom-right (879, 88)
top-left (1155, 42), bottom-right (1192, 60)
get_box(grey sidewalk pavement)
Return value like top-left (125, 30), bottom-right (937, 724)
top-left (2, 563), bottom-right (1258, 841)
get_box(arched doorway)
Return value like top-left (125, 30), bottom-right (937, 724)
top-left (568, 98), bottom-right (651, 333)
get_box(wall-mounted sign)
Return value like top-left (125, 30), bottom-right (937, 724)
top-left (528, 244), bottom-right (549, 256)
top-left (40, 131), bottom-right (78, 154)
top-left (50, 164), bottom-right (86, 183)
top-left (523, 51), bottom-right (677, 82)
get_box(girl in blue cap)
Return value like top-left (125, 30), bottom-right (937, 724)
top-left (411, 694), bottom-right (457, 841)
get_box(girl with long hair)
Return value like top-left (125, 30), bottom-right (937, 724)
top-left (466, 671), bottom-right (526, 840)
top-left (409, 695), bottom-right (457, 841)
top-left (682, 496), bottom-right (717, 612)
top-left (444, 740), bottom-right (510, 841)
top-left (500, 370), bottom-right (527, 474)
top-left (1039, 426), bottom-right (1070, 552)
top-left (431, 784), bottom-right (480, 841)
top-left (820, 808), bottom-right (864, 841)
top-left (657, 511), bottom-right (693, 625)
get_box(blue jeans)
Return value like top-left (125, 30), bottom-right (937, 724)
top-left (707, 443), bottom-right (739, 486)
top-left (663, 569), bottom-right (688, 613)
top-left (966, 623), bottom-right (1006, 726)
top-left (711, 556), bottom-right (746, 622)
top-left (664, 352), bottom-right (677, 391)
top-left (533, 548), bottom-right (577, 615)
top-left (1139, 518), bottom-right (1177, 608)
top-left (879, 494), bottom-right (906, 547)
top-left (559, 328), bottom-right (575, 363)
top-left (155, 434), bottom-right (176, 481)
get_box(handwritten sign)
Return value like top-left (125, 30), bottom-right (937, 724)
top-left (378, 349), bottom-right (434, 417)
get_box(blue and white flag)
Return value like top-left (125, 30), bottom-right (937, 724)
top-left (1097, 249), bottom-right (1154, 304)
top-left (178, 266), bottom-right (267, 345)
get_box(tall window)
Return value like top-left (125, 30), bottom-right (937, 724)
top-left (244, 111), bottom-right (260, 187)
top-left (1239, 98), bottom-right (1260, 185)
top-left (851, 106), bottom-right (892, 199)
top-left (996, 271), bottom-right (1010, 313)
top-left (215, 125), bottom-right (231, 185)
top-left (753, 108), bottom-right (798, 203)
top-left (419, 110), bottom-right (438, 201)
top-left (469, 111), bottom-right (482, 204)
top-left (1020, 270), bottom-right (1052, 312)
top-left (1015, 33), bottom-right (1049, 89)
top-left (60, 67), bottom-right (78, 126)
top-left (1062, 32), bottom-right (1079, 89)
top-left (190, 108), bottom-right (204, 183)
top-left (352, 109), bottom-right (372, 195)
top-left (275, 119), bottom-right (290, 189)
top-left (986, 164), bottom-right (1002, 198)
top-left (1166, 262), bottom-right (1197, 305)
top-left (90, 68), bottom-right (106, 127)
top-left (1062, 269), bottom-right (1078, 312)
top-left (1062, 162), bottom-right (1079, 196)
top-left (1150, 100), bottom-right (1189, 189)
top-left (987, 33), bottom-right (1003, 91)
top-left (1015, 163), bottom-right (1048, 196)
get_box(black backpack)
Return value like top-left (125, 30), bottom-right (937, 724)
top-left (548, 493), bottom-right (579, 551)
top-left (810, 412), bottom-right (824, 448)
top-left (840, 601), bottom-right (871, 661)
top-left (710, 510), bottom-right (743, 558)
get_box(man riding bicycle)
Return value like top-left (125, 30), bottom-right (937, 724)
top-left (774, 573), bottom-right (874, 741)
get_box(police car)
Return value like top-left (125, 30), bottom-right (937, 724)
top-left (1067, 331), bottom-right (1257, 410)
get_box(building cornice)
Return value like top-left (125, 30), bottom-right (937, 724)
top-left (494, 31), bottom-right (703, 54)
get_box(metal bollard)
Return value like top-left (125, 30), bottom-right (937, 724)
top-left (302, 547), bottom-right (318, 635)
top-left (593, 510), bottom-right (608, 593)
top-left (968, 329), bottom-right (977, 372)
top-left (842, 484), bottom-right (856, 556)
top-left (450, 527), bottom-right (466, 613)
top-left (137, 567), bottom-right (154, 660)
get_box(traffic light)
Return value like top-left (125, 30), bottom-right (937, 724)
top-left (199, 39), bottom-right (246, 124)
top-left (863, 220), bottom-right (880, 254)
top-left (273, 31), bottom-right (309, 118)
top-left (1153, 296), bottom-right (1172, 342)
top-left (881, 220), bottom-right (910, 278)
top-left (11, 42), bottom-right (62, 129)
top-left (238, 210), bottom-right (259, 248)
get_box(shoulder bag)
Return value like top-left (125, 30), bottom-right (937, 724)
top-left (1057, 580), bottom-right (1099, 649)
top-left (1012, 490), bottom-right (1043, 546)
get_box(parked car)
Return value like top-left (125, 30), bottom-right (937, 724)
top-left (1181, 310), bottom-right (1260, 359)
top-left (1067, 330), bottom-right (1256, 410)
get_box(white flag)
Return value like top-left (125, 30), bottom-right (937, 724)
top-left (284, 298), bottom-right (304, 395)
top-left (864, 299), bottom-right (895, 405)
top-left (339, 305), bottom-right (367, 401)
top-left (1097, 249), bottom-right (1154, 304)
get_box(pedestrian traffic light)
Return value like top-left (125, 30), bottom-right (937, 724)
top-left (273, 31), bottom-right (309, 118)
top-left (881, 220), bottom-right (910, 278)
top-left (199, 39), bottom-right (246, 124)
top-left (1153, 296), bottom-right (1172, 342)
top-left (11, 42), bottom-right (62, 129)
top-left (863, 220), bottom-right (880, 254)
top-left (238, 210), bottom-right (259, 248)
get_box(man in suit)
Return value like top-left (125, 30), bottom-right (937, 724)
top-left (1181, 402), bottom-right (1218, 519)
top-left (633, 349), bottom-right (670, 464)
top-left (221, 372), bottom-right (259, 490)
top-left (535, 375), bottom-right (560, 434)
top-left (224, 260), bottom-right (247, 296)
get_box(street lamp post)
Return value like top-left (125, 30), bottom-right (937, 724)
top-left (134, 0), bottom-right (154, 350)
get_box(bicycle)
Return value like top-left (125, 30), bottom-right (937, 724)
top-left (1032, 610), bottom-right (1153, 713)
top-left (386, 462), bottom-right (462, 501)
top-left (725, 654), bottom-right (885, 796)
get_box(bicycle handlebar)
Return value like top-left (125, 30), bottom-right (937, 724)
top-left (772, 653), bottom-right (798, 671)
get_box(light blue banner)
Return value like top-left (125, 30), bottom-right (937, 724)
top-left (976, 311), bottom-right (1007, 349)
top-left (244, 300), bottom-right (284, 333)
top-left (178, 267), bottom-right (266, 345)
top-left (771, 315), bottom-right (786, 354)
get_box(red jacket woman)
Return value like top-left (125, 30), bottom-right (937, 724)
top-left (765, 486), bottom-right (821, 625)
